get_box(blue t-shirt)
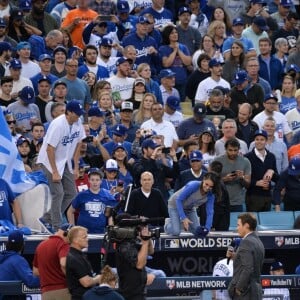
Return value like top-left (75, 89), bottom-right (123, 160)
top-left (159, 44), bottom-right (190, 84)
top-left (280, 96), bottom-right (297, 115)
top-left (72, 189), bottom-right (117, 233)
top-left (222, 36), bottom-right (255, 55)
top-left (0, 179), bottom-right (15, 222)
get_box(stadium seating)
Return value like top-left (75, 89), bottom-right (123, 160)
top-left (257, 211), bottom-right (294, 230)
top-left (229, 212), bottom-right (258, 231)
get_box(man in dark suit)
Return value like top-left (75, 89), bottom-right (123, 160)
top-left (228, 212), bottom-right (265, 299)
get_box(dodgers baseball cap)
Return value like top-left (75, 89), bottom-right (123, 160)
top-left (280, 0), bottom-right (292, 6)
top-left (189, 150), bottom-right (203, 162)
top-left (105, 159), bottom-right (119, 171)
top-left (232, 17), bottom-right (244, 26)
top-left (116, 57), bottom-right (133, 66)
top-left (53, 45), bottom-right (67, 56)
top-left (113, 142), bottom-right (127, 152)
top-left (19, 86), bottom-right (35, 104)
top-left (112, 124), bottom-right (128, 136)
top-left (19, 0), bottom-right (32, 11)
top-left (193, 103), bottom-right (207, 117)
top-left (10, 9), bottom-right (24, 20)
top-left (166, 96), bottom-right (180, 111)
top-left (178, 6), bottom-right (191, 16)
top-left (121, 101), bottom-right (133, 111)
top-left (0, 42), bottom-right (12, 52)
top-left (8, 230), bottom-right (24, 244)
top-left (99, 38), bottom-right (113, 47)
top-left (53, 80), bottom-right (67, 88)
top-left (159, 69), bottom-right (176, 79)
top-left (287, 64), bottom-right (300, 73)
top-left (141, 138), bottom-right (160, 149)
top-left (209, 58), bottom-right (222, 68)
top-left (232, 70), bottom-right (249, 85)
top-left (117, 1), bottom-right (129, 13)
top-left (38, 75), bottom-right (51, 84)
top-left (9, 58), bottom-right (22, 69)
top-left (254, 129), bottom-right (267, 139)
top-left (38, 54), bottom-right (52, 62)
top-left (16, 136), bottom-right (30, 146)
top-left (0, 18), bottom-right (7, 27)
top-left (88, 106), bottom-right (104, 117)
top-left (288, 156), bottom-right (300, 176)
top-left (66, 100), bottom-right (85, 116)
top-left (264, 93), bottom-right (278, 102)
top-left (137, 16), bottom-right (150, 24)
top-left (270, 261), bottom-right (284, 271)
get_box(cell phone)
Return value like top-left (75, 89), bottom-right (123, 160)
top-left (117, 180), bottom-right (124, 187)
top-left (99, 15), bottom-right (112, 22)
top-left (162, 147), bottom-right (171, 154)
top-left (82, 135), bottom-right (94, 143)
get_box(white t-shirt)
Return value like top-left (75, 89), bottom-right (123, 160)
top-left (21, 61), bottom-right (41, 78)
top-left (253, 111), bottom-right (292, 141)
top-left (96, 56), bottom-right (118, 76)
top-left (195, 77), bottom-right (230, 103)
top-left (141, 118), bottom-right (179, 148)
top-left (285, 108), bottom-right (300, 134)
top-left (212, 258), bottom-right (233, 300)
top-left (163, 111), bottom-right (183, 128)
top-left (37, 114), bottom-right (86, 177)
top-left (107, 75), bottom-right (135, 101)
top-left (11, 77), bottom-right (34, 95)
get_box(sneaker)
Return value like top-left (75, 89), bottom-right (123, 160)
top-left (38, 217), bottom-right (54, 234)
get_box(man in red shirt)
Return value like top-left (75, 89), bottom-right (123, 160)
top-left (33, 224), bottom-right (72, 300)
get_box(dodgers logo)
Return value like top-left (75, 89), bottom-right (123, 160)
top-left (275, 236), bottom-right (284, 247)
top-left (166, 279), bottom-right (175, 290)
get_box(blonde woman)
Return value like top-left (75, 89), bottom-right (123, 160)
top-left (132, 93), bottom-right (157, 126)
top-left (137, 63), bottom-right (163, 104)
top-left (207, 20), bottom-right (227, 53)
top-left (97, 91), bottom-right (117, 127)
top-left (279, 75), bottom-right (297, 114)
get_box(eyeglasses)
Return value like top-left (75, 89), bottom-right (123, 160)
top-left (265, 102), bottom-right (277, 105)
top-left (66, 64), bottom-right (78, 67)
top-left (7, 120), bottom-right (16, 124)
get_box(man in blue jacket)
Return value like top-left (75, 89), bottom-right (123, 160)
top-left (0, 230), bottom-right (40, 291)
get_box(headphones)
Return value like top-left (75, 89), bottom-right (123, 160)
top-left (63, 224), bottom-right (73, 237)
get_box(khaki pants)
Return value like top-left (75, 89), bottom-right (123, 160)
top-left (42, 288), bottom-right (71, 300)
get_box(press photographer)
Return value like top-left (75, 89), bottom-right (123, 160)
top-left (111, 214), bottom-right (156, 300)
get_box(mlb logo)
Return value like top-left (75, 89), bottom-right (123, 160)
top-left (166, 279), bottom-right (176, 290)
top-left (165, 239), bottom-right (179, 248)
top-left (275, 236), bottom-right (284, 247)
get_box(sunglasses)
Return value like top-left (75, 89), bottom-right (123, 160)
top-left (7, 120), bottom-right (16, 124)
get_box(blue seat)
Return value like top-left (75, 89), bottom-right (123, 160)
top-left (258, 211), bottom-right (294, 230)
top-left (294, 211), bottom-right (300, 220)
top-left (229, 212), bottom-right (258, 231)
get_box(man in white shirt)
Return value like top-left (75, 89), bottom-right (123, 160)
top-left (253, 93), bottom-right (292, 143)
top-left (37, 100), bottom-right (86, 233)
top-left (141, 102), bottom-right (178, 149)
top-left (195, 58), bottom-right (230, 103)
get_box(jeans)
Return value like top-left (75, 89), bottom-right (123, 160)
top-left (165, 207), bottom-right (200, 236)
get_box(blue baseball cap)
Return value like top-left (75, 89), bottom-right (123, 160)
top-left (38, 75), bottom-right (51, 84)
top-left (270, 261), bottom-right (284, 271)
top-left (264, 93), bottom-right (278, 102)
top-left (112, 124), bottom-right (128, 136)
top-left (159, 69), bottom-right (176, 79)
top-left (8, 230), bottom-right (24, 244)
top-left (232, 70), bottom-right (249, 85)
top-left (53, 45), bottom-right (67, 56)
top-left (280, 0), bottom-right (292, 7)
top-left (116, 56), bottom-right (133, 66)
top-left (287, 64), bottom-right (300, 73)
top-left (189, 150), bottom-right (203, 162)
top-left (232, 17), bottom-right (244, 26)
top-left (113, 142), bottom-right (127, 152)
top-left (253, 16), bottom-right (269, 31)
top-left (99, 38), bottom-right (113, 47)
top-left (166, 96), bottom-right (180, 111)
top-left (0, 42), bottom-right (12, 52)
top-left (53, 80), bottom-right (67, 88)
top-left (288, 156), bottom-right (300, 176)
top-left (209, 58), bottom-right (222, 68)
top-left (141, 138), bottom-right (160, 149)
top-left (117, 1), bottom-right (129, 13)
top-left (16, 136), bottom-right (30, 146)
top-left (0, 18), bottom-right (7, 27)
top-left (9, 58), bottom-right (22, 69)
top-left (66, 100), bottom-right (85, 116)
top-left (88, 107), bottom-right (104, 117)
top-left (178, 6), bottom-right (191, 16)
top-left (19, 86), bottom-right (35, 104)
top-left (38, 54), bottom-right (52, 62)
top-left (254, 129), bottom-right (267, 139)
top-left (16, 41), bottom-right (31, 51)
top-left (19, 0), bottom-right (32, 11)
top-left (137, 16), bottom-right (150, 24)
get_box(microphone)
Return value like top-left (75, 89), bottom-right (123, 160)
top-left (226, 238), bottom-right (241, 264)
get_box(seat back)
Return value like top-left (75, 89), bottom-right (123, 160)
top-left (229, 212), bottom-right (258, 231)
top-left (258, 211), bottom-right (294, 230)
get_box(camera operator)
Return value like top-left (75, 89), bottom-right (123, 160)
top-left (115, 215), bottom-right (155, 300)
